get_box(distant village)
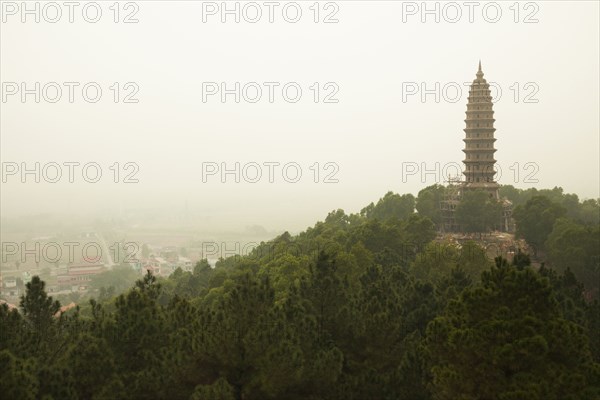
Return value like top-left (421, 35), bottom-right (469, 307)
top-left (0, 241), bottom-right (207, 306)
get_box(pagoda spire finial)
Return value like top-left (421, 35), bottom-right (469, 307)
top-left (476, 60), bottom-right (484, 79)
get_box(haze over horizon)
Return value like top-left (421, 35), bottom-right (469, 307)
top-left (2, 1), bottom-right (599, 233)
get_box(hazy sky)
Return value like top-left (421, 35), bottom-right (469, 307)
top-left (1, 0), bottom-right (599, 232)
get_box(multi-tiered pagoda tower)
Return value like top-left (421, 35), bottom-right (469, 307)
top-left (462, 61), bottom-right (499, 199)
top-left (440, 62), bottom-right (513, 232)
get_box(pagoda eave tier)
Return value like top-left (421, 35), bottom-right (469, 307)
top-left (463, 148), bottom-right (496, 154)
top-left (463, 182), bottom-right (500, 189)
top-left (463, 169), bottom-right (498, 174)
top-left (462, 149), bottom-right (497, 153)
top-left (464, 128), bottom-right (496, 132)
top-left (464, 118), bottom-right (496, 122)
top-left (463, 159), bottom-right (497, 163)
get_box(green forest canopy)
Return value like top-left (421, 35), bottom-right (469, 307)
top-left (1, 187), bottom-right (599, 399)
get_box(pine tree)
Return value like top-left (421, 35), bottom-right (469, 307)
top-left (425, 260), bottom-right (600, 399)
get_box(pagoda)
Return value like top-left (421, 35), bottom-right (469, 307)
top-left (440, 62), bottom-right (513, 232)
top-left (462, 61), bottom-right (499, 199)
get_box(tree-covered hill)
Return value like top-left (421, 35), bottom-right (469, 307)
top-left (1, 190), bottom-right (599, 399)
